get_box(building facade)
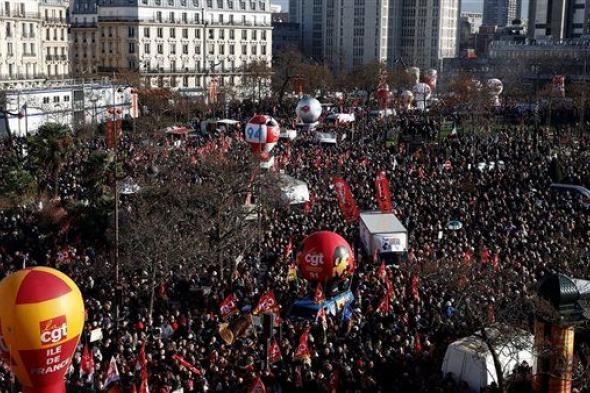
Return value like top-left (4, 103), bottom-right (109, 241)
top-left (1, 83), bottom-right (135, 136)
top-left (399, 0), bottom-right (460, 70)
top-left (482, 0), bottom-right (521, 28)
top-left (462, 12), bottom-right (482, 33)
top-left (290, 0), bottom-right (390, 72)
top-left (0, 0), bottom-right (69, 90)
top-left (69, 0), bottom-right (273, 98)
top-left (528, 0), bottom-right (588, 41)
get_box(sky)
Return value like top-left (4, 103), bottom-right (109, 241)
top-left (272, 0), bottom-right (528, 18)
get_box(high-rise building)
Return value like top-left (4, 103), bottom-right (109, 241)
top-left (69, 0), bottom-right (273, 97)
top-left (290, 0), bottom-right (389, 72)
top-left (399, 0), bottom-right (460, 70)
top-left (482, 0), bottom-right (521, 28)
top-left (0, 0), bottom-right (70, 89)
top-left (528, 0), bottom-right (588, 41)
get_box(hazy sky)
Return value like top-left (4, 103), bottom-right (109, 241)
top-left (272, 0), bottom-right (528, 18)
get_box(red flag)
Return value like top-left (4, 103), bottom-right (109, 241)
top-left (190, 155), bottom-right (197, 165)
top-left (136, 342), bottom-right (147, 371)
top-left (374, 171), bottom-right (393, 213)
top-left (283, 237), bottom-right (294, 259)
top-left (481, 246), bottom-right (490, 265)
top-left (294, 330), bottom-right (311, 361)
top-left (414, 334), bottom-right (423, 353)
top-left (171, 354), bottom-right (203, 377)
top-left (378, 262), bottom-right (387, 282)
top-left (314, 283), bottom-right (324, 303)
top-left (81, 344), bottom-right (94, 378)
top-left (267, 339), bottom-right (282, 364)
top-left (332, 177), bottom-right (359, 222)
top-left (248, 376), bottom-right (267, 393)
top-left (376, 293), bottom-right (390, 314)
top-left (138, 364), bottom-right (149, 393)
top-left (463, 249), bottom-right (473, 266)
top-left (254, 291), bottom-right (278, 315)
top-left (492, 252), bottom-right (500, 270)
top-left (219, 293), bottom-right (238, 320)
top-left (328, 370), bottom-right (339, 393)
top-left (410, 274), bottom-right (420, 300)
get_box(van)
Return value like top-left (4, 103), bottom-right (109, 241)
top-left (549, 183), bottom-right (590, 208)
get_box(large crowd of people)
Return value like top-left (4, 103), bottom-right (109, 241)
top-left (0, 105), bottom-right (589, 393)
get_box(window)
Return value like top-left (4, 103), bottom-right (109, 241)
top-left (129, 43), bottom-right (135, 53)
top-left (53, 96), bottom-right (60, 103)
top-left (64, 96), bottom-right (70, 102)
top-left (169, 12), bottom-right (175, 22)
top-left (229, 44), bottom-right (234, 54)
top-left (170, 43), bottom-right (176, 54)
top-left (240, 1), bottom-right (245, 10)
top-left (182, 12), bottom-right (187, 23)
top-left (241, 44), bottom-right (247, 54)
top-left (228, 0), bottom-right (234, 8)
top-left (182, 28), bottom-right (188, 38)
top-left (219, 29), bottom-right (225, 39)
top-left (251, 44), bottom-right (257, 55)
top-left (208, 29), bottom-right (214, 39)
top-left (157, 28), bottom-right (163, 38)
top-left (144, 43), bottom-right (151, 53)
top-left (217, 0), bottom-right (223, 7)
top-left (157, 44), bottom-right (164, 54)
top-left (207, 0), bottom-right (212, 6)
top-left (261, 30), bottom-right (266, 40)
top-left (261, 45), bottom-right (266, 55)
top-left (219, 14), bottom-right (223, 23)
top-left (183, 76), bottom-right (189, 86)
top-left (144, 27), bottom-right (150, 37)
top-left (183, 44), bottom-right (188, 54)
top-left (128, 27), bottom-right (135, 37)
top-left (6, 22), bottom-right (11, 37)
top-left (195, 13), bottom-right (200, 23)
top-left (196, 44), bottom-right (201, 54)
top-left (196, 29), bottom-right (201, 39)
top-left (242, 30), bottom-right (247, 39)
top-left (156, 11), bottom-right (162, 22)
top-left (252, 30), bottom-right (256, 40)
top-left (170, 28), bottom-right (176, 38)
top-left (43, 97), bottom-right (50, 104)
top-left (219, 44), bottom-right (224, 54)
top-left (229, 29), bottom-right (234, 39)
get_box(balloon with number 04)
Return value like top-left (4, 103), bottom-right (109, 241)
top-left (245, 114), bottom-right (280, 161)
top-left (0, 267), bottom-right (85, 393)
top-left (297, 231), bottom-right (355, 283)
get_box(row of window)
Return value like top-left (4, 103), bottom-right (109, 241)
top-left (150, 11), bottom-right (268, 26)
top-left (140, 0), bottom-right (266, 11)
top-left (134, 42), bottom-right (268, 55)
top-left (139, 26), bottom-right (267, 40)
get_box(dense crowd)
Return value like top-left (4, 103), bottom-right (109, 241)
top-left (1, 108), bottom-right (589, 393)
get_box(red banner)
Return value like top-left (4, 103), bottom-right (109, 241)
top-left (374, 171), bottom-right (393, 213)
top-left (219, 293), bottom-right (238, 320)
top-left (171, 354), bottom-right (202, 377)
top-left (332, 177), bottom-right (359, 222)
top-left (248, 376), bottom-right (267, 393)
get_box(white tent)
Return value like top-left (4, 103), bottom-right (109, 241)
top-left (278, 174), bottom-right (310, 205)
top-left (441, 329), bottom-right (534, 393)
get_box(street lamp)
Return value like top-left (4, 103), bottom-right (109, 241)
top-left (89, 93), bottom-right (100, 127)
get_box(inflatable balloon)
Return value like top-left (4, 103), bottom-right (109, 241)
top-left (245, 114), bottom-right (280, 161)
top-left (412, 83), bottom-right (432, 111)
top-left (297, 231), bottom-right (355, 283)
top-left (424, 69), bottom-right (438, 91)
top-left (552, 75), bottom-right (565, 98)
top-left (487, 78), bottom-right (503, 107)
top-left (295, 96), bottom-right (322, 125)
top-left (376, 83), bottom-right (390, 110)
top-left (0, 267), bottom-right (84, 393)
top-left (400, 90), bottom-right (414, 111)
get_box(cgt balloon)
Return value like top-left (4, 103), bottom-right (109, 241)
top-left (297, 231), bottom-right (355, 283)
top-left (295, 96), bottom-right (322, 125)
top-left (0, 267), bottom-right (84, 393)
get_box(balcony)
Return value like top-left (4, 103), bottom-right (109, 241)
top-left (0, 11), bottom-right (41, 20)
top-left (23, 52), bottom-right (37, 57)
top-left (44, 17), bottom-right (66, 24)
top-left (71, 21), bottom-right (97, 28)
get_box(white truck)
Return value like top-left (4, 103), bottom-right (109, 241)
top-left (359, 211), bottom-right (408, 260)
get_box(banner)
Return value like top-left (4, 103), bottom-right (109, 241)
top-left (171, 354), bottom-right (202, 377)
top-left (374, 172), bottom-right (393, 213)
top-left (248, 376), bottom-right (267, 393)
top-left (219, 293), bottom-right (238, 320)
top-left (332, 177), bottom-right (359, 222)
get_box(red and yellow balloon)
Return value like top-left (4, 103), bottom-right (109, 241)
top-left (0, 267), bottom-right (84, 393)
